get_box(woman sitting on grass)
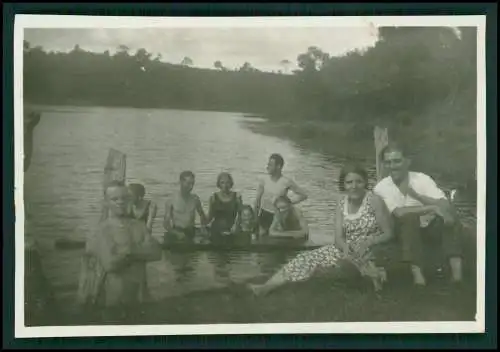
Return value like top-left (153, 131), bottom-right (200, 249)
top-left (248, 163), bottom-right (393, 296)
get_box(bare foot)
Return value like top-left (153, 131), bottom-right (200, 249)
top-left (411, 265), bottom-right (427, 286)
top-left (247, 283), bottom-right (266, 296)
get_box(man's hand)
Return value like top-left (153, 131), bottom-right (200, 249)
top-left (432, 205), bottom-right (455, 226)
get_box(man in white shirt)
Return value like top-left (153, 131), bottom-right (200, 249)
top-left (254, 154), bottom-right (308, 237)
top-left (373, 143), bottom-right (463, 286)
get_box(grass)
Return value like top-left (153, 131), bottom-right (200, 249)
top-left (28, 229), bottom-right (477, 326)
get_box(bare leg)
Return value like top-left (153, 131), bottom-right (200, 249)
top-left (449, 257), bottom-right (463, 283)
top-left (248, 270), bottom-right (287, 296)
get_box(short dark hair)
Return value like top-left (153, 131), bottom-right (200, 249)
top-left (180, 170), bottom-right (195, 181)
top-left (380, 142), bottom-right (408, 162)
top-left (128, 183), bottom-right (146, 198)
top-left (269, 153), bottom-right (285, 168)
top-left (216, 172), bottom-right (234, 189)
top-left (338, 163), bottom-right (369, 192)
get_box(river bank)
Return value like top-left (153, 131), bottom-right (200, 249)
top-left (243, 117), bottom-right (477, 192)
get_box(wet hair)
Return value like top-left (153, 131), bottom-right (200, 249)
top-left (338, 163), bottom-right (369, 192)
top-left (179, 170), bottom-right (195, 181)
top-left (216, 172), bottom-right (234, 189)
top-left (269, 153), bottom-right (285, 169)
top-left (128, 183), bottom-right (146, 198)
top-left (379, 142), bottom-right (408, 162)
top-left (104, 180), bottom-right (127, 196)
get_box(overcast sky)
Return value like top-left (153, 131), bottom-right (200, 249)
top-left (24, 27), bottom-right (379, 72)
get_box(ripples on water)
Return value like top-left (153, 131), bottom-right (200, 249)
top-left (24, 105), bottom-right (477, 303)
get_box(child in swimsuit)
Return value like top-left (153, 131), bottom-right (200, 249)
top-left (128, 183), bottom-right (158, 234)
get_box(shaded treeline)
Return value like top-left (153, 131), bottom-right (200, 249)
top-left (23, 43), bottom-right (294, 113)
top-left (24, 26), bottom-right (477, 121)
top-left (23, 26), bottom-right (477, 180)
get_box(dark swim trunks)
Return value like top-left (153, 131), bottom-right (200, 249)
top-left (258, 209), bottom-right (275, 231)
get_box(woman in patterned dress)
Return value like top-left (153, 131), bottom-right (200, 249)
top-left (248, 163), bottom-right (394, 296)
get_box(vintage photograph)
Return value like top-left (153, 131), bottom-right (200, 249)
top-left (15, 15), bottom-right (485, 337)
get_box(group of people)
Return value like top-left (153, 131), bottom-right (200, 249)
top-left (79, 145), bottom-right (465, 322)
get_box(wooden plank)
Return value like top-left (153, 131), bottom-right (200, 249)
top-left (100, 148), bottom-right (127, 221)
top-left (103, 148), bottom-right (127, 190)
top-left (374, 126), bottom-right (389, 181)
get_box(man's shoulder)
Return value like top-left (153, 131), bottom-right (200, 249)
top-left (410, 171), bottom-right (436, 184)
top-left (373, 176), bottom-right (394, 192)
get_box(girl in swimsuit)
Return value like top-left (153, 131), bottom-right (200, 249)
top-left (128, 183), bottom-right (158, 234)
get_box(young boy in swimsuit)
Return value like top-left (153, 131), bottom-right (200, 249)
top-left (254, 154), bottom-right (308, 237)
top-left (163, 171), bottom-right (208, 243)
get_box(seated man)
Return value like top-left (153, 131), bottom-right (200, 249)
top-left (373, 143), bottom-right (463, 286)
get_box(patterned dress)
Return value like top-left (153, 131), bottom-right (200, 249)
top-left (279, 191), bottom-right (384, 282)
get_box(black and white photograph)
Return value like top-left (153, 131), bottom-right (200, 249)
top-left (15, 15), bottom-right (485, 337)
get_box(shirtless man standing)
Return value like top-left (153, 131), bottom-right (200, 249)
top-left (163, 171), bottom-right (208, 243)
top-left (254, 154), bottom-right (308, 237)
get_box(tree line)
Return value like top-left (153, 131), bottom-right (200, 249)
top-left (23, 26), bottom-right (476, 137)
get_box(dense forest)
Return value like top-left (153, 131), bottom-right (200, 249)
top-left (23, 26), bottom-right (477, 182)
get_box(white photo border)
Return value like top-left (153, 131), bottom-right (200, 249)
top-left (13, 14), bottom-right (487, 338)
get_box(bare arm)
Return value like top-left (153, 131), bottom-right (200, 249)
top-left (370, 194), bottom-right (394, 245)
top-left (334, 203), bottom-right (349, 255)
top-left (195, 196), bottom-right (208, 226)
top-left (288, 179), bottom-right (308, 205)
top-left (393, 205), bottom-right (438, 218)
top-left (254, 181), bottom-right (264, 215)
top-left (408, 188), bottom-right (456, 222)
top-left (207, 194), bottom-right (216, 225)
top-left (231, 193), bottom-right (243, 231)
top-left (146, 201), bottom-right (157, 234)
top-left (163, 200), bottom-right (173, 232)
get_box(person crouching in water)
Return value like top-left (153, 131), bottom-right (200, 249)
top-left (80, 181), bottom-right (162, 323)
top-left (128, 183), bottom-right (158, 234)
top-left (268, 196), bottom-right (309, 240)
top-left (207, 172), bottom-right (243, 244)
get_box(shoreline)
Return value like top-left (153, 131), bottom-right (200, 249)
top-left (243, 117), bottom-right (477, 192)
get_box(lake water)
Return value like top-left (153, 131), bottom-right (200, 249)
top-left (23, 105), bottom-right (477, 304)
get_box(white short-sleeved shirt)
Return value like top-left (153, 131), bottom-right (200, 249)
top-left (373, 171), bottom-right (446, 227)
top-left (259, 175), bottom-right (297, 213)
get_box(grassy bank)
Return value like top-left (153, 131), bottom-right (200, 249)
top-left (29, 230), bottom-right (477, 326)
top-left (245, 118), bottom-right (476, 191)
